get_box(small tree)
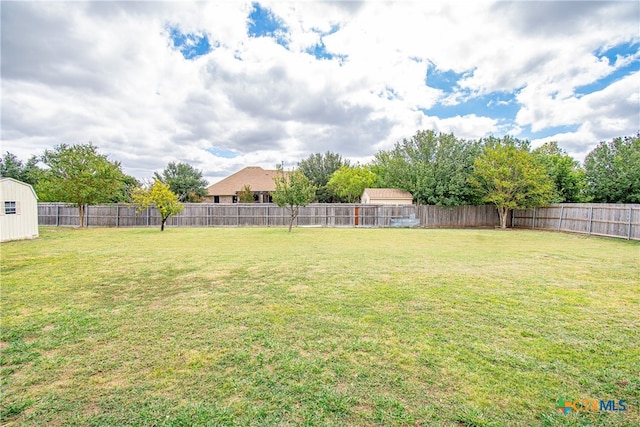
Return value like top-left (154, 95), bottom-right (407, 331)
top-left (271, 169), bottom-right (316, 232)
top-left (132, 180), bottom-right (184, 231)
top-left (470, 138), bottom-right (553, 229)
top-left (238, 184), bottom-right (255, 203)
top-left (37, 143), bottom-right (127, 227)
top-left (327, 165), bottom-right (376, 203)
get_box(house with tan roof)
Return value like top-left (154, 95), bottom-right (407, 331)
top-left (204, 166), bottom-right (285, 203)
top-left (361, 188), bottom-right (413, 205)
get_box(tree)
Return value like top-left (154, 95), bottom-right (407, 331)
top-left (533, 142), bottom-right (586, 203)
top-left (298, 151), bottom-right (349, 202)
top-left (37, 143), bottom-right (127, 227)
top-left (132, 180), bottom-right (184, 231)
top-left (109, 174), bottom-right (141, 203)
top-left (271, 169), bottom-right (316, 232)
top-left (372, 130), bottom-right (482, 206)
top-left (327, 165), bottom-right (376, 203)
top-left (154, 161), bottom-right (208, 202)
top-left (0, 152), bottom-right (25, 180)
top-left (0, 152), bottom-right (42, 186)
top-left (469, 137), bottom-right (554, 229)
top-left (584, 134), bottom-right (640, 203)
top-left (238, 184), bottom-right (255, 203)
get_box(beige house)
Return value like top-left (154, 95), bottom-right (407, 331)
top-left (205, 166), bottom-right (286, 203)
top-left (0, 178), bottom-right (39, 242)
top-left (361, 188), bottom-right (413, 205)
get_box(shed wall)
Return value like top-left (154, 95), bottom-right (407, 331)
top-left (0, 179), bottom-right (39, 242)
top-left (369, 198), bottom-right (413, 205)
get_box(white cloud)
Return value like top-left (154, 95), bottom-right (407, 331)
top-left (532, 70), bottom-right (640, 160)
top-left (519, 70), bottom-right (639, 132)
top-left (1, 1), bottom-right (638, 184)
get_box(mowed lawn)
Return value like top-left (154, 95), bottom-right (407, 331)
top-left (1, 227), bottom-right (638, 426)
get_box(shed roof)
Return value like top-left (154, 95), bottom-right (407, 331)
top-left (207, 167), bottom-right (285, 196)
top-left (0, 177), bottom-right (38, 200)
top-left (362, 188), bottom-right (412, 199)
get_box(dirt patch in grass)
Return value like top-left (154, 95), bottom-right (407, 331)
top-left (42, 324), bottom-right (55, 332)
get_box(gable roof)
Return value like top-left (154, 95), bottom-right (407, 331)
top-left (207, 166), bottom-right (284, 196)
top-left (0, 177), bottom-right (38, 200)
top-left (362, 188), bottom-right (413, 199)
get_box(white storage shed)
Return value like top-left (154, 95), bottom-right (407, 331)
top-left (0, 178), bottom-right (39, 242)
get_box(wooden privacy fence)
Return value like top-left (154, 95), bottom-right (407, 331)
top-left (39, 202), bottom-right (640, 239)
top-left (38, 203), bottom-right (501, 229)
top-left (513, 204), bottom-right (640, 240)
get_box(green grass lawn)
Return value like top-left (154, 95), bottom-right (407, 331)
top-left (1, 227), bottom-right (639, 426)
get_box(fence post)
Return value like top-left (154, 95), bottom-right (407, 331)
top-left (532, 207), bottom-right (536, 230)
top-left (325, 205), bottom-right (328, 227)
top-left (116, 204), bottom-right (120, 228)
top-left (147, 207), bottom-right (150, 226)
top-left (85, 204), bottom-right (89, 227)
top-left (557, 205), bottom-right (563, 231)
top-left (588, 206), bottom-right (593, 235)
top-left (628, 207), bottom-right (633, 240)
top-left (56, 204), bottom-right (60, 227)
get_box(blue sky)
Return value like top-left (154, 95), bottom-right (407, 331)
top-left (1, 1), bottom-right (638, 183)
top-left (169, 27), bottom-right (213, 60)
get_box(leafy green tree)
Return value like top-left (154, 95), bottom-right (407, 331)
top-left (533, 142), bottom-right (586, 203)
top-left (0, 152), bottom-right (42, 186)
top-left (469, 137), bottom-right (554, 229)
top-left (584, 134), bottom-right (640, 203)
top-left (132, 180), bottom-right (184, 231)
top-left (238, 184), bottom-right (255, 203)
top-left (154, 161), bottom-right (208, 202)
top-left (271, 169), bottom-right (316, 232)
top-left (373, 130), bottom-right (482, 206)
top-left (298, 151), bottom-right (349, 202)
top-left (0, 152), bottom-right (24, 180)
top-left (37, 143), bottom-right (127, 227)
top-left (110, 174), bottom-right (141, 203)
top-left (327, 165), bottom-right (376, 203)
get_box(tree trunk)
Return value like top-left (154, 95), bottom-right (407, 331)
top-left (78, 204), bottom-right (86, 228)
top-left (287, 205), bottom-right (298, 232)
top-left (161, 218), bottom-right (166, 231)
top-left (288, 211), bottom-right (295, 232)
top-left (498, 207), bottom-right (509, 229)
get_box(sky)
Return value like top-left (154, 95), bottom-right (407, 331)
top-left (1, 1), bottom-right (639, 185)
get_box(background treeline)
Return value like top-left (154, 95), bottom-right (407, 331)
top-left (2, 131), bottom-right (639, 207)
top-left (300, 131), bottom-right (639, 206)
